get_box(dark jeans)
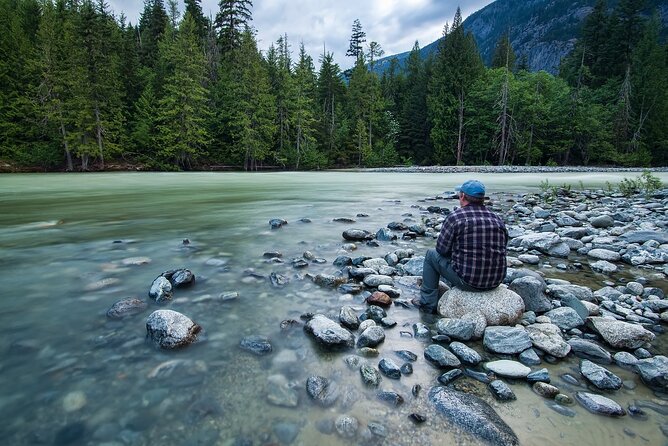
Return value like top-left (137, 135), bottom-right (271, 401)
top-left (419, 248), bottom-right (477, 312)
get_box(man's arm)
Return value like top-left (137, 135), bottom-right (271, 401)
top-left (435, 214), bottom-right (457, 257)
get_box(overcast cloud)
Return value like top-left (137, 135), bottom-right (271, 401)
top-left (108, 0), bottom-right (494, 69)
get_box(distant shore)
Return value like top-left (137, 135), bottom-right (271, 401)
top-left (357, 166), bottom-right (668, 174)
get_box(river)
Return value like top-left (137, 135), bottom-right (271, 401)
top-left (0, 171), bottom-right (666, 445)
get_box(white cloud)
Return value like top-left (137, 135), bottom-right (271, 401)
top-left (107, 0), bottom-right (494, 69)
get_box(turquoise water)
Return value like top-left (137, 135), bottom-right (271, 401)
top-left (0, 171), bottom-right (666, 446)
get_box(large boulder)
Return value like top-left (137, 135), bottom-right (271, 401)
top-left (508, 276), bottom-right (552, 313)
top-left (428, 387), bottom-right (519, 446)
top-left (635, 356), bottom-right (668, 390)
top-left (304, 314), bottom-right (355, 349)
top-left (586, 317), bottom-right (655, 350)
top-left (483, 326), bottom-right (532, 355)
top-left (437, 285), bottom-right (524, 332)
top-left (146, 310), bottom-right (201, 349)
top-left (544, 307), bottom-right (584, 330)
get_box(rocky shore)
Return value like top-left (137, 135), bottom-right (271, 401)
top-left (364, 165), bottom-right (668, 174)
top-left (88, 182), bottom-right (666, 445)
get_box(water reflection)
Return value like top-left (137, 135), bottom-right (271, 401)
top-left (0, 172), bottom-right (666, 445)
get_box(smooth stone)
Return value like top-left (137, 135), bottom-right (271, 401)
top-left (438, 369), bottom-right (464, 385)
top-left (400, 363), bottom-right (413, 375)
top-left (449, 342), bottom-right (482, 365)
top-left (519, 348), bottom-right (542, 366)
top-left (575, 392), bottom-right (626, 417)
top-left (398, 256), bottom-right (424, 276)
top-left (394, 350), bottom-right (418, 362)
top-left (304, 314), bottom-right (355, 349)
top-left (334, 415), bottom-right (359, 438)
top-left (148, 276), bottom-right (173, 303)
top-left (567, 339), bottom-right (612, 364)
top-left (635, 356), bottom-right (668, 390)
top-left (438, 285), bottom-right (525, 329)
top-left (62, 391), bottom-right (87, 412)
top-left (580, 359), bottom-right (622, 390)
top-left (485, 360), bottom-right (531, 378)
top-left (509, 276), bottom-right (552, 313)
top-left (306, 376), bottom-right (339, 407)
top-left (146, 310), bottom-right (201, 349)
top-left (590, 260), bottom-right (618, 274)
top-left (240, 335), bottom-right (273, 355)
top-left (424, 344), bottom-right (461, 368)
top-left (363, 274), bottom-right (394, 287)
top-left (367, 291), bottom-right (392, 307)
top-left (360, 364), bottom-right (381, 387)
top-left (483, 326), bottom-right (532, 354)
top-left (339, 306), bottom-right (360, 330)
top-left (545, 400), bottom-right (576, 417)
top-left (533, 382), bottom-right (559, 398)
top-left (378, 358), bottom-right (402, 379)
top-left (429, 387), bottom-right (519, 446)
top-left (544, 307), bottom-right (584, 330)
top-left (526, 323), bottom-right (571, 358)
top-left (357, 326), bottom-right (385, 348)
top-left (614, 351), bottom-right (639, 368)
top-left (547, 284), bottom-right (595, 302)
top-left (527, 368), bottom-right (551, 384)
top-left (436, 318), bottom-right (475, 341)
top-left (465, 368), bottom-right (493, 384)
top-left (269, 218), bottom-right (287, 229)
top-left (377, 390), bottom-right (404, 407)
top-left (164, 268), bottom-right (195, 287)
top-left (587, 249), bottom-right (621, 261)
top-left (106, 298), bottom-right (148, 319)
top-left (586, 317), bottom-right (655, 349)
top-left (488, 380), bottom-right (516, 402)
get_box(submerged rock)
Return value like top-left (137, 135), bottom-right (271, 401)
top-left (304, 314), bottom-right (355, 349)
top-left (575, 392), bottom-right (626, 417)
top-left (149, 276), bottom-right (173, 303)
top-left (239, 335), bottom-right (273, 355)
top-left (429, 386), bottom-right (519, 445)
top-left (106, 298), bottom-right (147, 319)
top-left (146, 310), bottom-right (201, 349)
top-left (579, 359), bottom-right (622, 390)
top-left (635, 356), bottom-right (668, 390)
top-left (306, 376), bottom-right (339, 407)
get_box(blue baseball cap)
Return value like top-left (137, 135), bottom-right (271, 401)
top-left (455, 180), bottom-right (486, 198)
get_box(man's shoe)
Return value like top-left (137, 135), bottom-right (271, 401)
top-left (411, 297), bottom-right (437, 315)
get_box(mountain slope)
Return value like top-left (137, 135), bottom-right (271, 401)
top-left (374, 0), bottom-right (668, 74)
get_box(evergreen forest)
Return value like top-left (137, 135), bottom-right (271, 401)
top-left (1, 0), bottom-right (666, 171)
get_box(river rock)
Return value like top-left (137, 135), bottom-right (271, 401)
top-left (488, 380), bottom-right (516, 402)
top-left (360, 364), bottom-right (381, 387)
top-left (516, 232), bottom-right (562, 254)
top-left (544, 307), bottom-right (584, 330)
top-left (438, 369), bottom-right (464, 385)
top-left (357, 326), bottom-right (385, 348)
top-left (335, 415), bottom-right (359, 438)
top-left (526, 323), bottom-right (571, 358)
top-left (342, 229), bottom-right (374, 242)
top-left (339, 306), bottom-right (360, 330)
top-left (367, 291), bottom-right (392, 307)
top-left (429, 387), bottom-right (519, 446)
top-left (533, 382), bottom-right (560, 398)
top-left (424, 344), bottom-right (461, 368)
top-left (622, 247), bottom-right (668, 265)
top-left (304, 314), bottom-right (355, 349)
top-left (620, 230), bottom-right (668, 244)
top-left (436, 318), bottom-right (475, 341)
top-left (586, 317), bottom-right (655, 349)
top-left (106, 298), bottom-right (148, 319)
top-left (590, 260), bottom-right (618, 274)
top-left (527, 368), bottom-right (551, 384)
top-left (635, 356), bottom-right (668, 390)
top-left (590, 215), bottom-right (614, 228)
top-left (306, 376), bottom-right (339, 407)
top-left (240, 335), bottom-right (273, 355)
top-left (509, 276), bottom-right (552, 313)
top-left (485, 360), bottom-right (531, 378)
top-left (483, 326), bottom-right (532, 354)
top-left (575, 392), bottom-right (626, 417)
top-left (149, 276), bottom-right (173, 303)
top-left (269, 218), bottom-right (287, 229)
top-left (587, 249), bottom-right (621, 261)
top-left (580, 359), bottom-right (622, 390)
top-left (519, 348), bottom-right (541, 366)
top-left (449, 342), bottom-right (482, 365)
top-left (398, 256), bottom-right (424, 276)
top-left (438, 285), bottom-right (525, 330)
top-left (62, 391), bottom-right (87, 412)
top-left (378, 358), bottom-right (402, 379)
top-left (377, 390), bottom-right (404, 407)
top-left (163, 269), bottom-right (195, 287)
top-left (146, 310), bottom-right (201, 349)
top-left (267, 374), bottom-right (298, 407)
top-left (363, 274), bottom-right (394, 287)
top-left (568, 339), bottom-right (612, 364)
top-left (614, 351), bottom-right (639, 368)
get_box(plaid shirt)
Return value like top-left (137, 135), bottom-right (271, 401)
top-left (436, 203), bottom-right (508, 290)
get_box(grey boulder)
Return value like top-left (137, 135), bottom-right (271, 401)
top-left (304, 314), bottom-right (355, 349)
top-left (146, 309), bottom-right (201, 349)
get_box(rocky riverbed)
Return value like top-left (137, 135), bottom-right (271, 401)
top-left (3, 181), bottom-right (668, 446)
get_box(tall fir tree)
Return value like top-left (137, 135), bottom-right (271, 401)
top-left (491, 31), bottom-right (515, 71)
top-left (215, 0), bottom-right (252, 56)
top-left (346, 19), bottom-right (366, 60)
top-left (316, 50), bottom-right (345, 165)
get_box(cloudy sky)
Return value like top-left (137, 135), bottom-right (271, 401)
top-left (109, 0), bottom-right (495, 68)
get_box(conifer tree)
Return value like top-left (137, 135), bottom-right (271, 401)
top-left (184, 0), bottom-right (208, 42)
top-left (215, 0), bottom-right (252, 55)
top-left (316, 50), bottom-right (345, 164)
top-left (399, 42), bottom-right (430, 163)
top-left (346, 19), bottom-right (366, 60)
top-left (491, 32), bottom-right (515, 71)
top-left (138, 0), bottom-right (169, 69)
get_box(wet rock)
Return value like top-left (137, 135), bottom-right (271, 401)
top-left (342, 229), bottom-right (373, 242)
top-left (483, 326), bottom-right (532, 355)
top-left (413, 322), bottom-right (431, 339)
top-left (424, 344), bottom-right (461, 369)
top-left (587, 249), bottom-right (621, 261)
top-left (429, 386), bottom-right (519, 446)
top-left (146, 310), bottom-right (201, 349)
top-left (586, 317), bottom-right (655, 349)
top-left (544, 307), bottom-right (584, 330)
top-left (269, 218), bottom-right (287, 229)
top-left (164, 268), bottom-right (195, 287)
top-left (580, 359), bottom-right (622, 390)
top-left (436, 318), bottom-right (475, 341)
top-left (438, 369), bottom-right (464, 385)
top-left (367, 421), bottom-right (388, 437)
top-left (106, 298), bottom-right (148, 319)
top-left (335, 415), bottom-right (358, 438)
top-left (339, 306), bottom-right (360, 330)
top-left (360, 364), bottom-right (381, 387)
top-left (620, 230), bottom-right (668, 244)
top-left (449, 342), bottom-right (482, 365)
top-left (590, 215), bottom-right (614, 228)
top-left (575, 392), bottom-right (626, 417)
top-left (488, 380), bottom-right (516, 402)
top-left (614, 351), bottom-right (639, 368)
top-left (484, 360), bottom-right (531, 378)
top-left (357, 326), bottom-right (385, 348)
top-left (533, 382), bottom-right (559, 398)
top-left (590, 260), bottom-right (618, 274)
top-left (306, 376), bottom-right (339, 407)
top-left (304, 315), bottom-right (355, 349)
top-left (363, 305), bottom-right (387, 323)
top-left (547, 284), bottom-right (595, 303)
top-left (270, 272), bottom-right (289, 287)
top-left (527, 368), bottom-right (551, 384)
top-left (622, 247), bottom-right (668, 265)
top-left (377, 390), bottom-right (404, 407)
top-left (509, 276), bottom-right (552, 313)
top-left (378, 358), bottom-right (402, 379)
top-left (149, 276), bottom-right (173, 303)
top-left (395, 350), bottom-right (418, 362)
top-left (273, 421), bottom-right (300, 444)
top-left (635, 355), bottom-right (668, 390)
top-left (438, 286), bottom-right (525, 329)
top-left (240, 335), bottom-right (273, 356)
top-left (519, 348), bottom-right (541, 366)
top-left (363, 274), bottom-right (393, 287)
top-left (266, 374), bottom-right (299, 408)
top-left (367, 291), bottom-right (392, 307)
top-left (398, 257), bottom-right (424, 276)
top-left (567, 339), bottom-right (612, 364)
top-left (526, 323), bottom-right (571, 358)
top-left (400, 363), bottom-right (413, 375)
top-left (545, 400), bottom-right (576, 417)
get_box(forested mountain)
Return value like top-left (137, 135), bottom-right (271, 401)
top-left (374, 0), bottom-right (668, 74)
top-left (0, 0), bottom-right (666, 171)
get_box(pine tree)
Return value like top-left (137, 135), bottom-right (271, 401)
top-left (367, 41), bottom-right (384, 71)
top-left (154, 12), bottom-right (210, 169)
top-left (138, 0), bottom-right (168, 69)
top-left (316, 50), bottom-right (345, 164)
top-left (399, 42), bottom-right (430, 164)
top-left (184, 0), bottom-right (208, 42)
top-left (346, 19), bottom-right (366, 60)
top-left (491, 31), bottom-right (515, 71)
top-left (215, 0), bottom-right (252, 55)
top-left (291, 43), bottom-right (320, 169)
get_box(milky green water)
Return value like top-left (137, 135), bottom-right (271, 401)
top-left (0, 171), bottom-right (666, 446)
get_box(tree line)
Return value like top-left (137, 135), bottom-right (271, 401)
top-left (0, 0), bottom-right (666, 171)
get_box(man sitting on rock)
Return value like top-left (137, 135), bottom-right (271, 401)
top-left (413, 180), bottom-right (508, 314)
